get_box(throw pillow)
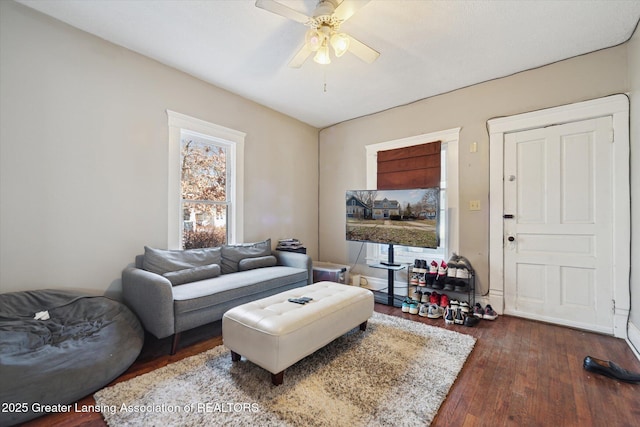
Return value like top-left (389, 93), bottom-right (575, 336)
top-left (162, 264), bottom-right (221, 286)
top-left (238, 255), bottom-right (277, 272)
top-left (143, 246), bottom-right (222, 275)
top-left (221, 239), bottom-right (272, 274)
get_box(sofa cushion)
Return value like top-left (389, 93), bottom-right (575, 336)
top-left (238, 255), bottom-right (277, 271)
top-left (142, 246), bottom-right (222, 275)
top-left (221, 239), bottom-right (271, 274)
top-left (162, 263), bottom-right (221, 286)
top-left (172, 266), bottom-right (308, 313)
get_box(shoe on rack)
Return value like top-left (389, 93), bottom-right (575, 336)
top-left (456, 255), bottom-right (474, 275)
top-left (418, 273), bottom-right (426, 287)
top-left (449, 298), bottom-right (459, 310)
top-left (409, 300), bottom-right (420, 315)
top-left (418, 303), bottom-right (430, 317)
top-left (454, 282), bottom-right (468, 292)
top-left (473, 303), bottom-right (484, 318)
top-left (410, 271), bottom-right (420, 285)
top-left (410, 259), bottom-right (420, 285)
top-left (429, 291), bottom-right (441, 306)
top-left (431, 276), bottom-right (444, 290)
top-left (440, 294), bottom-right (449, 308)
top-left (456, 266), bottom-right (470, 280)
top-left (447, 256), bottom-right (458, 281)
top-left (427, 260), bottom-right (438, 287)
top-left (444, 305), bottom-right (455, 325)
top-left (454, 307), bottom-right (465, 325)
top-left (583, 356), bottom-right (640, 383)
top-left (421, 291), bottom-right (431, 303)
top-left (401, 298), bottom-right (411, 313)
top-left (459, 301), bottom-right (470, 313)
top-left (414, 288), bottom-right (422, 302)
top-left (438, 260), bottom-right (448, 279)
top-left (483, 304), bottom-right (498, 320)
top-left (427, 303), bottom-right (445, 319)
top-left (443, 279), bottom-right (455, 291)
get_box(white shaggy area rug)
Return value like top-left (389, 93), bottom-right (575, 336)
top-left (94, 312), bottom-right (476, 426)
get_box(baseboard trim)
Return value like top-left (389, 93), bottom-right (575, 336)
top-left (626, 321), bottom-right (640, 361)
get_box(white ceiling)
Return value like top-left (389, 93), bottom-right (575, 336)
top-left (17, 0), bottom-right (640, 128)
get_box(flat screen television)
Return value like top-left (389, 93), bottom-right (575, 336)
top-left (346, 188), bottom-right (440, 263)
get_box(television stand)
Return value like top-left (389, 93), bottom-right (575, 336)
top-left (369, 244), bottom-right (405, 307)
top-left (380, 261), bottom-right (401, 267)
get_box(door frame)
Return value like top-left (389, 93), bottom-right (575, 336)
top-left (488, 94), bottom-right (630, 338)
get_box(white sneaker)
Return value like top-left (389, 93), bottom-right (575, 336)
top-left (456, 267), bottom-right (470, 280)
top-left (409, 301), bottom-right (419, 315)
top-left (427, 303), bottom-right (445, 319)
top-left (444, 306), bottom-right (455, 324)
top-left (418, 303), bottom-right (430, 317)
top-left (460, 301), bottom-right (470, 313)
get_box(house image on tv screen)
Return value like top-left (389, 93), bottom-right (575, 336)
top-left (345, 188), bottom-right (440, 249)
top-left (372, 198), bottom-right (400, 219)
top-left (346, 194), bottom-right (370, 219)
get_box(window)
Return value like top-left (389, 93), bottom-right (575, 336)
top-left (365, 128), bottom-right (460, 264)
top-left (180, 131), bottom-right (229, 248)
top-left (167, 111), bottom-right (245, 249)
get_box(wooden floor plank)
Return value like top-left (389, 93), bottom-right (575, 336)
top-left (19, 303), bottom-right (640, 427)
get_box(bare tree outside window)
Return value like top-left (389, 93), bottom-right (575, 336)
top-left (181, 137), bottom-right (229, 248)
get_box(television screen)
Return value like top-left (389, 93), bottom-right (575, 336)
top-left (346, 188), bottom-right (440, 249)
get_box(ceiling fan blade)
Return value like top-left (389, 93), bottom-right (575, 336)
top-left (333, 0), bottom-right (371, 22)
top-left (347, 34), bottom-right (380, 64)
top-left (288, 44), bottom-right (313, 68)
top-left (255, 0), bottom-right (309, 24)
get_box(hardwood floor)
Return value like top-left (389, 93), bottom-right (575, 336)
top-left (21, 304), bottom-right (640, 427)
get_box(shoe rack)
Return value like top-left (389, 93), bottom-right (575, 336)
top-left (407, 262), bottom-right (475, 309)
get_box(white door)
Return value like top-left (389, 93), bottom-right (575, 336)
top-left (503, 116), bottom-right (614, 333)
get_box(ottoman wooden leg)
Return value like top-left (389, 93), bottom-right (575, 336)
top-left (231, 350), bottom-right (241, 362)
top-left (271, 371), bottom-right (284, 386)
top-left (360, 320), bottom-right (368, 331)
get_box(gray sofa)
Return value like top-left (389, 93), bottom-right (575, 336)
top-left (122, 239), bottom-right (311, 354)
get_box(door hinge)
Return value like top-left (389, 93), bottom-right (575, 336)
top-left (612, 299), bottom-right (616, 313)
top-left (609, 129), bottom-right (614, 143)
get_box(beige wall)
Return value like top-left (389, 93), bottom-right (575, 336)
top-left (0, 1), bottom-right (319, 297)
top-left (629, 25), bottom-right (640, 346)
top-left (1, 0), bottom-right (637, 342)
top-left (319, 43), bottom-right (629, 296)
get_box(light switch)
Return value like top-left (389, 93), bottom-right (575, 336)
top-left (469, 200), bottom-right (481, 211)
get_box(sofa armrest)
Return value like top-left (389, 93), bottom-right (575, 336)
top-left (122, 267), bottom-right (175, 339)
top-left (273, 250), bottom-right (313, 285)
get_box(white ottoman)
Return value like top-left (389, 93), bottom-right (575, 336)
top-left (222, 281), bottom-right (374, 385)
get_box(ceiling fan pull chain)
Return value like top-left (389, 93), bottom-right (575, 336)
top-left (323, 70), bottom-right (327, 93)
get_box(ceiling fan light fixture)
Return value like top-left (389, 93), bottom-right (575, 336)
top-left (305, 28), bottom-right (322, 51)
top-left (330, 32), bottom-right (350, 57)
top-left (313, 41), bottom-right (331, 65)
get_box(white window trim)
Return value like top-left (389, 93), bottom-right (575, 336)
top-left (365, 127), bottom-right (460, 263)
top-left (167, 110), bottom-right (245, 249)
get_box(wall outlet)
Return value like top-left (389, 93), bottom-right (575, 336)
top-left (469, 200), bottom-right (481, 211)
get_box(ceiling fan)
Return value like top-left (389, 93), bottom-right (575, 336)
top-left (255, 0), bottom-right (380, 68)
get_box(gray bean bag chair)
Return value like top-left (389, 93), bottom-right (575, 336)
top-left (0, 289), bottom-right (144, 426)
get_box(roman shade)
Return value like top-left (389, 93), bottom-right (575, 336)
top-left (377, 141), bottom-right (441, 189)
